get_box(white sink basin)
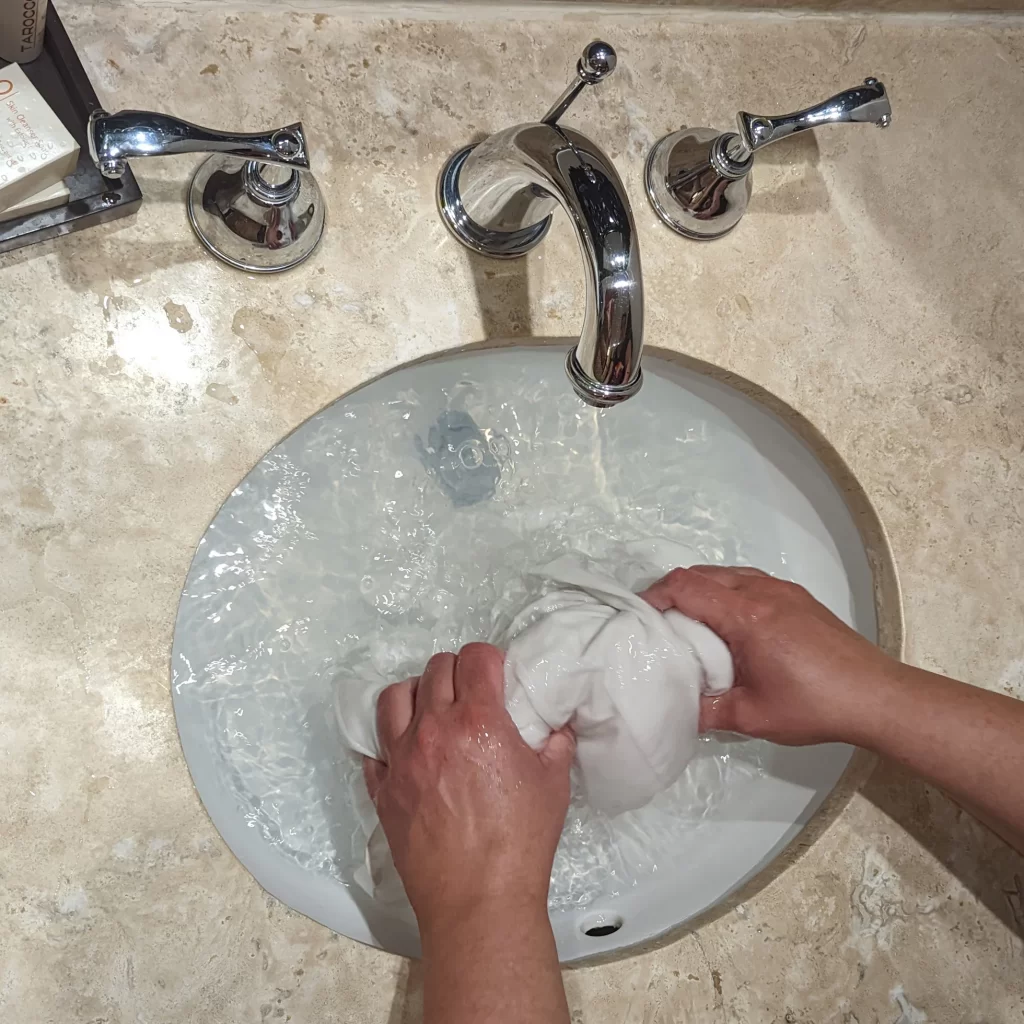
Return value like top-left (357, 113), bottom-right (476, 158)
top-left (171, 343), bottom-right (901, 962)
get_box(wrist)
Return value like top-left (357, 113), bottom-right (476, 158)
top-left (419, 890), bottom-right (550, 952)
top-left (828, 656), bottom-right (910, 750)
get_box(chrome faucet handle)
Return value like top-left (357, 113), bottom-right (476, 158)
top-left (88, 109), bottom-right (311, 179)
top-left (644, 77), bottom-right (892, 240)
top-left (733, 78), bottom-right (891, 161)
top-left (541, 40), bottom-right (617, 125)
top-left (87, 109), bottom-right (324, 273)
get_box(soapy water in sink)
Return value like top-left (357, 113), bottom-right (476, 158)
top-left (173, 348), bottom-right (792, 913)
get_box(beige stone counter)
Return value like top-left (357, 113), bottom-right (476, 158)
top-left (2, 3), bottom-right (1023, 1021)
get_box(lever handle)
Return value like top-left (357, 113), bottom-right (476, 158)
top-left (541, 40), bottom-right (617, 126)
top-left (88, 109), bottom-right (310, 179)
top-left (734, 78), bottom-right (891, 157)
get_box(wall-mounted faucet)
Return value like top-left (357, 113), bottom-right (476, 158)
top-left (645, 78), bottom-right (892, 239)
top-left (88, 109), bottom-right (325, 272)
top-left (437, 41), bottom-right (644, 407)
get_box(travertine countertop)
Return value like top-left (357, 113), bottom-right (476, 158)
top-left (2, 4), bottom-right (1023, 1021)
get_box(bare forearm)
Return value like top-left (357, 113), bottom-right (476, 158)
top-left (642, 567), bottom-right (1024, 850)
top-left (421, 899), bottom-right (569, 1024)
top-left (845, 663), bottom-right (1024, 852)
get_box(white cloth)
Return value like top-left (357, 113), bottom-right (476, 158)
top-left (334, 552), bottom-right (734, 898)
top-left (502, 556), bottom-right (733, 815)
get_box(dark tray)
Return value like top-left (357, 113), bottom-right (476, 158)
top-left (0, 3), bottom-right (141, 256)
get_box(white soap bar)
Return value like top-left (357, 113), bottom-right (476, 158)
top-left (0, 177), bottom-right (68, 222)
top-left (0, 64), bottom-right (79, 212)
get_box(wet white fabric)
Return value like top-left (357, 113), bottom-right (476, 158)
top-left (502, 555), bottom-right (733, 815)
top-left (334, 675), bottom-right (408, 901)
top-left (334, 553), bottom-right (734, 898)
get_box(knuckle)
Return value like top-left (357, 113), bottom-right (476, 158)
top-left (453, 702), bottom-right (503, 747)
top-left (413, 715), bottom-right (441, 753)
top-left (459, 641), bottom-right (501, 664)
top-left (766, 575), bottom-right (800, 593)
top-left (463, 702), bottom-right (492, 730)
top-left (742, 596), bottom-right (774, 623)
top-left (452, 698), bottom-right (480, 727)
top-left (425, 652), bottom-right (456, 674)
top-left (744, 576), bottom-right (808, 619)
top-left (767, 578), bottom-right (810, 604)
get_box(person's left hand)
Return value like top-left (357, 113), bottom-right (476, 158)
top-left (363, 643), bottom-right (575, 936)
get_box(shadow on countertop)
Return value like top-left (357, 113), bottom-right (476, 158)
top-left (468, 248), bottom-right (533, 342)
top-left (386, 959), bottom-right (424, 1024)
top-left (863, 759), bottom-right (1024, 938)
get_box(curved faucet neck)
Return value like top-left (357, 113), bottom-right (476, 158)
top-left (455, 123), bottom-right (644, 406)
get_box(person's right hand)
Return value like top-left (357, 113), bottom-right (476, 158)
top-left (363, 643), bottom-right (574, 935)
top-left (641, 566), bottom-right (900, 746)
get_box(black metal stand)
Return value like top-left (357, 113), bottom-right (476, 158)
top-left (0, 3), bottom-right (142, 256)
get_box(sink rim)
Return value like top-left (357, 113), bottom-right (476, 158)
top-left (170, 337), bottom-right (904, 965)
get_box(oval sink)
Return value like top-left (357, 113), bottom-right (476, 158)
top-left (171, 343), bottom-right (901, 962)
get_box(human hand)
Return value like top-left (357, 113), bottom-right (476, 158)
top-left (363, 643), bottom-right (575, 936)
top-left (642, 566), bottom-right (899, 746)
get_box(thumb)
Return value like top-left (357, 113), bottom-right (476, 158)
top-left (698, 690), bottom-right (744, 734)
top-left (538, 725), bottom-right (576, 774)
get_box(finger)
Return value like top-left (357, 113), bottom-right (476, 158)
top-left (376, 678), bottom-right (416, 757)
top-left (415, 652), bottom-right (457, 714)
top-left (362, 755), bottom-right (387, 802)
top-left (688, 565), bottom-right (770, 588)
top-left (639, 567), bottom-right (743, 635)
top-left (538, 725), bottom-right (576, 773)
top-left (453, 642), bottom-right (505, 705)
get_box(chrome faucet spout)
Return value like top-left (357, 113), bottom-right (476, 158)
top-left (436, 40), bottom-right (643, 407)
top-left (441, 123), bottom-right (643, 406)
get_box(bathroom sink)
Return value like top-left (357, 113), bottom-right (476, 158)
top-left (171, 342), bottom-right (901, 962)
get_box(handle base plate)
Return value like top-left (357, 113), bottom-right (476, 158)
top-left (437, 144), bottom-right (551, 260)
top-left (187, 154), bottom-right (325, 273)
top-left (645, 127), bottom-right (753, 240)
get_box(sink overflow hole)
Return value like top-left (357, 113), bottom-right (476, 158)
top-left (581, 913), bottom-right (623, 938)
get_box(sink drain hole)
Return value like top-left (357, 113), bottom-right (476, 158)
top-left (580, 912), bottom-right (623, 938)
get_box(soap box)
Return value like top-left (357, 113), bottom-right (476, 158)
top-left (0, 176), bottom-right (66, 221)
top-left (0, 0), bottom-right (48, 62)
top-left (0, 61), bottom-right (78, 211)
